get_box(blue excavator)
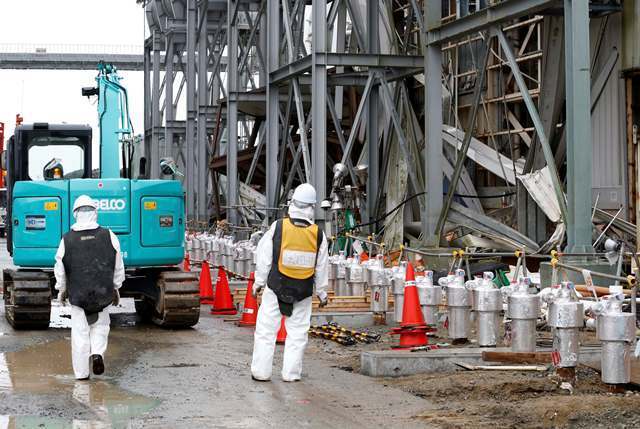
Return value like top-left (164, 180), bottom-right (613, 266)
top-left (2, 62), bottom-right (200, 329)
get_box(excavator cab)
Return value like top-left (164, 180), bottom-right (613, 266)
top-left (2, 123), bottom-right (92, 254)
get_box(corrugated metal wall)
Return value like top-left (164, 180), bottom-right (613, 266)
top-left (590, 13), bottom-right (627, 211)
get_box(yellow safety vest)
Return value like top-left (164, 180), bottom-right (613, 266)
top-left (277, 217), bottom-right (319, 279)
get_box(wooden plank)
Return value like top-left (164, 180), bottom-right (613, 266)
top-left (482, 351), bottom-right (553, 365)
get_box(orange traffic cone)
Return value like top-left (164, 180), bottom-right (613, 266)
top-left (400, 262), bottom-right (425, 327)
top-left (183, 254), bottom-right (191, 272)
top-left (210, 267), bottom-right (237, 315)
top-left (238, 272), bottom-right (258, 327)
top-left (276, 316), bottom-right (287, 344)
top-left (199, 261), bottom-right (215, 305)
top-left (390, 262), bottom-right (431, 349)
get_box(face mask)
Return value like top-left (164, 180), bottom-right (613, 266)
top-left (288, 204), bottom-right (315, 223)
top-left (74, 209), bottom-right (98, 226)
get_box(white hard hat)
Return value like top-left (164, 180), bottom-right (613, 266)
top-left (73, 195), bottom-right (98, 212)
top-left (291, 183), bottom-right (317, 205)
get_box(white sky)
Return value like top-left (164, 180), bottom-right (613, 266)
top-left (0, 0), bottom-right (146, 152)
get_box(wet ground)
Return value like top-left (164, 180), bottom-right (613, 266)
top-left (3, 238), bottom-right (640, 428)
top-left (0, 239), bottom-right (430, 428)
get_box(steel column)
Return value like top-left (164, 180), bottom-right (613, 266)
top-left (312, 0), bottom-right (328, 221)
top-left (151, 32), bottom-right (161, 180)
top-left (366, 0), bottom-right (379, 224)
top-left (185, 0), bottom-right (197, 220)
top-left (266, 0), bottom-right (280, 221)
top-left (164, 36), bottom-right (175, 174)
top-left (424, 0), bottom-right (443, 246)
top-left (564, 0), bottom-right (593, 252)
top-left (227, 0), bottom-right (239, 225)
top-left (197, 3), bottom-right (208, 221)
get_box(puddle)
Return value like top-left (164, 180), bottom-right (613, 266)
top-left (50, 300), bottom-right (138, 329)
top-left (0, 338), bottom-right (159, 428)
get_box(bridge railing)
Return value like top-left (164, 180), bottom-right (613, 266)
top-left (0, 43), bottom-right (143, 55)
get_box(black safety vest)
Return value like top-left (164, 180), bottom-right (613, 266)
top-left (267, 218), bottom-right (323, 303)
top-left (62, 227), bottom-right (116, 314)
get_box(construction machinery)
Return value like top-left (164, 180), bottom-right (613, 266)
top-left (1, 63), bottom-right (199, 329)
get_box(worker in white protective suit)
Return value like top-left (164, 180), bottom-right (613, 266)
top-left (54, 195), bottom-right (125, 380)
top-left (250, 183), bottom-right (329, 382)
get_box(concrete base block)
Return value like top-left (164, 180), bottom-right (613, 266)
top-left (311, 312), bottom-right (392, 328)
top-left (360, 346), bottom-right (602, 377)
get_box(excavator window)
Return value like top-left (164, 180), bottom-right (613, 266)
top-left (28, 137), bottom-right (85, 181)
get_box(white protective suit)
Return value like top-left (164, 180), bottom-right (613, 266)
top-left (250, 204), bottom-right (329, 381)
top-left (54, 209), bottom-right (125, 380)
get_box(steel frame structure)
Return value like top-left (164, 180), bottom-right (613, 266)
top-left (141, 0), bottom-right (614, 255)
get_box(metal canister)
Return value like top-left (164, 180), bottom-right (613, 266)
top-left (328, 255), bottom-right (339, 292)
top-left (223, 238), bottom-right (234, 271)
top-left (391, 262), bottom-right (407, 323)
top-left (192, 236), bottom-right (203, 262)
top-left (547, 281), bottom-right (584, 368)
top-left (597, 292), bottom-right (635, 384)
top-left (417, 271), bottom-right (441, 327)
top-left (335, 251), bottom-right (348, 296)
top-left (368, 255), bottom-right (390, 314)
top-left (507, 277), bottom-right (540, 352)
top-left (210, 237), bottom-right (222, 267)
top-left (345, 257), bottom-right (366, 296)
top-left (444, 269), bottom-right (472, 341)
top-left (472, 272), bottom-right (502, 347)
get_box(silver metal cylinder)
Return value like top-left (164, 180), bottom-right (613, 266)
top-left (345, 259), bottom-right (366, 296)
top-left (547, 282), bottom-right (584, 368)
top-left (473, 273), bottom-right (502, 347)
top-left (391, 262), bottom-right (407, 323)
top-left (417, 271), bottom-right (441, 326)
top-left (368, 255), bottom-right (390, 313)
top-left (601, 342), bottom-right (632, 384)
top-left (597, 295), bottom-right (635, 384)
top-left (445, 270), bottom-right (471, 340)
top-left (510, 319), bottom-right (537, 352)
top-left (507, 277), bottom-right (540, 352)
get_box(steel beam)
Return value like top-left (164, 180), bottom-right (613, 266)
top-left (435, 35), bottom-right (490, 239)
top-left (427, 0), bottom-right (560, 45)
top-left (496, 29), bottom-right (568, 224)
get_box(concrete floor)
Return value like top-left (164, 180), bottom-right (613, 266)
top-left (0, 239), bottom-right (432, 428)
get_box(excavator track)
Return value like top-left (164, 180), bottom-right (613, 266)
top-left (151, 271), bottom-right (200, 328)
top-left (3, 269), bottom-right (52, 329)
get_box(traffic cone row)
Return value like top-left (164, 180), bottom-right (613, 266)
top-left (390, 262), bottom-right (434, 349)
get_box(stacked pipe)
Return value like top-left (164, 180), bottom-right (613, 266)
top-left (596, 290), bottom-right (636, 386)
top-left (471, 272), bottom-right (502, 347)
top-left (506, 277), bottom-right (540, 352)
